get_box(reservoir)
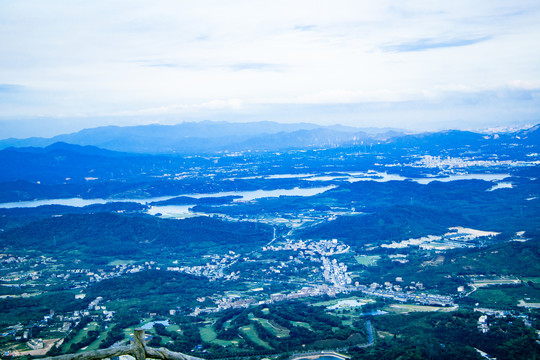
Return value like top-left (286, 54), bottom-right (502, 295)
top-left (0, 172), bottom-right (510, 210)
top-left (0, 186), bottom-right (336, 209)
top-left (293, 354), bottom-right (350, 360)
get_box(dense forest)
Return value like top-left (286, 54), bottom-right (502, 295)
top-left (0, 213), bottom-right (273, 262)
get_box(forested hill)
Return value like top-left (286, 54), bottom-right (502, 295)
top-left (0, 213), bottom-right (273, 262)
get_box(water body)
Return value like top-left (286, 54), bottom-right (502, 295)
top-left (233, 171), bottom-right (510, 184)
top-left (294, 355), bottom-right (348, 360)
top-left (304, 171), bottom-right (510, 184)
top-left (0, 172), bottom-right (510, 210)
top-left (139, 320), bottom-right (170, 330)
top-left (366, 320), bottom-right (373, 345)
top-left (413, 173), bottom-right (510, 185)
top-left (0, 186), bottom-right (335, 209)
top-left (309, 356), bottom-right (345, 360)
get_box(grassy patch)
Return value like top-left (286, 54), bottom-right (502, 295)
top-left (468, 285), bottom-right (540, 308)
top-left (107, 259), bottom-right (137, 266)
top-left (313, 296), bottom-right (372, 308)
top-left (291, 321), bottom-right (313, 331)
top-left (472, 279), bottom-right (521, 287)
top-left (85, 326), bottom-right (111, 351)
top-left (355, 255), bottom-right (380, 266)
top-left (253, 318), bottom-right (289, 338)
top-left (61, 322), bottom-right (100, 352)
top-left (200, 325), bottom-right (217, 342)
top-left (240, 325), bottom-right (272, 349)
top-left (385, 304), bottom-right (458, 314)
top-left (200, 324), bottom-right (238, 347)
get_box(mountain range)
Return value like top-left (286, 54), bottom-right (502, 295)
top-left (0, 121), bottom-right (403, 154)
top-left (2, 121), bottom-right (537, 155)
top-left (0, 121), bottom-right (537, 188)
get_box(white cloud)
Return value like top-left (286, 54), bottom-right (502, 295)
top-left (0, 0), bottom-right (539, 134)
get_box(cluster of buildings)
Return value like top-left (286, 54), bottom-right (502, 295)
top-left (191, 284), bottom-right (342, 315)
top-left (263, 238), bottom-right (350, 257)
top-left (412, 155), bottom-right (519, 169)
top-left (382, 227), bottom-right (498, 251)
top-left (321, 257), bottom-right (352, 288)
top-left (167, 252), bottom-right (240, 281)
top-left (0, 254), bottom-right (159, 291)
top-left (356, 283), bottom-right (454, 306)
top-left (1, 297), bottom-right (115, 357)
top-left (0, 254), bottom-right (53, 283)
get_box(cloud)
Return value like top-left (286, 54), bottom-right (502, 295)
top-left (294, 25), bottom-right (317, 31)
top-left (382, 36), bottom-right (492, 52)
top-left (230, 63), bottom-right (286, 72)
top-left (110, 99), bottom-right (244, 117)
top-left (0, 84), bottom-right (24, 93)
top-left (0, 1), bottom-right (539, 133)
top-left (144, 63), bottom-right (184, 68)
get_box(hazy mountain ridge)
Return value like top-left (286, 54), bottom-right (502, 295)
top-left (0, 121), bottom-right (404, 154)
top-left (1, 121), bottom-right (536, 155)
top-left (0, 122), bottom-right (538, 186)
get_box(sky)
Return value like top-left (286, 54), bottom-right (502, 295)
top-left (1, 0), bottom-right (540, 138)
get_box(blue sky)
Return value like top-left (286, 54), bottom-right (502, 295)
top-left (1, 0), bottom-right (539, 138)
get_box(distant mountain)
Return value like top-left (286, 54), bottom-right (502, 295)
top-left (0, 142), bottom-right (150, 183)
top-left (380, 125), bottom-right (540, 156)
top-left (7, 141), bottom-right (130, 157)
top-left (515, 123), bottom-right (540, 144)
top-left (0, 121), bottom-right (403, 154)
top-left (388, 129), bottom-right (487, 148)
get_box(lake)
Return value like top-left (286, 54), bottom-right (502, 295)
top-left (0, 171), bottom-right (510, 211)
top-left (0, 186), bottom-right (336, 210)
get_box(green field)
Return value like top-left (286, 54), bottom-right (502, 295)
top-left (252, 318), bottom-right (290, 338)
top-left (61, 322), bottom-right (100, 352)
top-left (468, 285), bottom-right (540, 308)
top-left (200, 325), bottom-right (238, 347)
top-left (291, 321), bottom-right (313, 331)
top-left (472, 279), bottom-right (521, 287)
top-left (85, 327), bottom-right (111, 351)
top-left (240, 325), bottom-right (272, 349)
top-left (522, 277), bottom-right (540, 284)
top-left (313, 296), bottom-right (372, 308)
top-left (355, 255), bottom-right (380, 266)
top-left (107, 259), bottom-right (137, 266)
top-left (385, 304), bottom-right (458, 314)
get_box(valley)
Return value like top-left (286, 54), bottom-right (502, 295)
top-left (0, 124), bottom-right (539, 359)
